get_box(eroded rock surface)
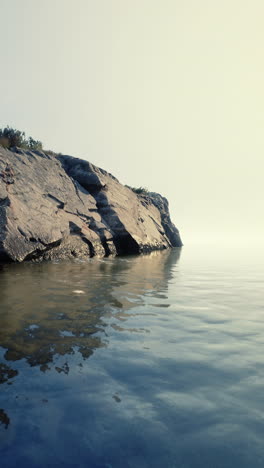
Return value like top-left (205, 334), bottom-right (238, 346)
top-left (0, 147), bottom-right (182, 262)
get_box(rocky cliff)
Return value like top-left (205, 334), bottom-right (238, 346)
top-left (0, 147), bottom-right (182, 262)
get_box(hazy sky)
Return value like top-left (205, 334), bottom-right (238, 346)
top-left (1, 0), bottom-right (263, 244)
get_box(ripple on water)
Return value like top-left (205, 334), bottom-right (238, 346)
top-left (0, 247), bottom-right (264, 467)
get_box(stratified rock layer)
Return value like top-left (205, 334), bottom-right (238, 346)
top-left (0, 147), bottom-right (182, 262)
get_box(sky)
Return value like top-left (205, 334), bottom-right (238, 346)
top-left (1, 0), bottom-right (263, 245)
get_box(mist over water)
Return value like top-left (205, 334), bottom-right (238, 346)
top-left (0, 244), bottom-right (263, 468)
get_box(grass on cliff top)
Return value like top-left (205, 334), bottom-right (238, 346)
top-left (125, 185), bottom-right (149, 195)
top-left (0, 126), bottom-right (43, 152)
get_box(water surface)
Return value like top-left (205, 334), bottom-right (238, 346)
top-left (0, 245), bottom-right (263, 467)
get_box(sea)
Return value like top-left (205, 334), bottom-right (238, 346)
top-left (0, 243), bottom-right (263, 468)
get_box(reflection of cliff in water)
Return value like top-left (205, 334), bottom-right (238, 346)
top-left (0, 249), bottom-right (181, 378)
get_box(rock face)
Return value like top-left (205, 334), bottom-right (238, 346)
top-left (0, 147), bottom-right (182, 262)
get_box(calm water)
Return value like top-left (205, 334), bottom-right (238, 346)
top-left (0, 244), bottom-right (263, 468)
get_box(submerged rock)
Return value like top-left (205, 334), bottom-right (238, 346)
top-left (0, 147), bottom-right (182, 262)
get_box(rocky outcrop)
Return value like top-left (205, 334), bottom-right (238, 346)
top-left (0, 147), bottom-right (182, 262)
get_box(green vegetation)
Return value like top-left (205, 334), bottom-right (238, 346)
top-left (0, 126), bottom-right (43, 151)
top-left (126, 185), bottom-right (149, 195)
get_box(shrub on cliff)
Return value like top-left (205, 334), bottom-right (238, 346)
top-left (126, 185), bottom-right (149, 195)
top-left (0, 127), bottom-right (43, 151)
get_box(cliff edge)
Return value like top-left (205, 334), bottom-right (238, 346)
top-left (0, 147), bottom-right (182, 262)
